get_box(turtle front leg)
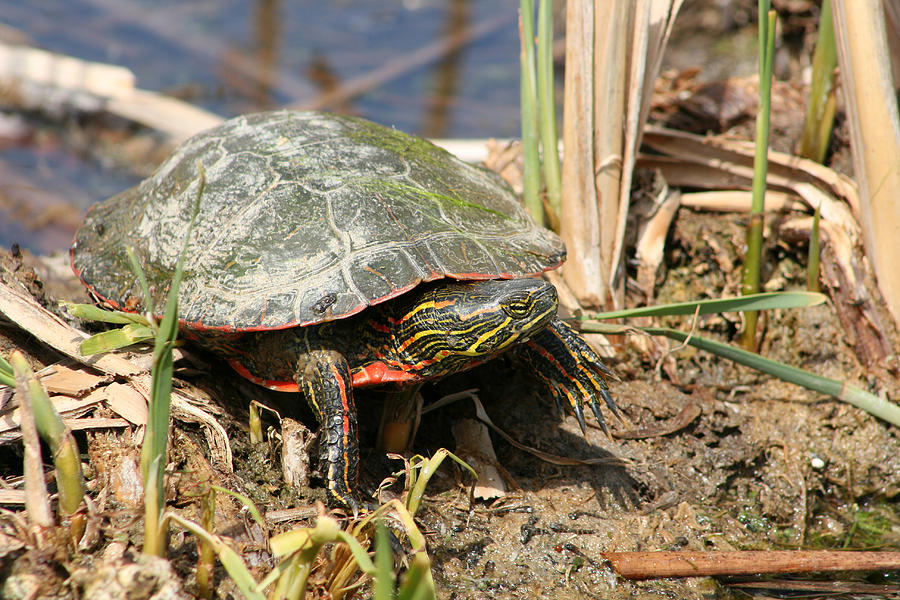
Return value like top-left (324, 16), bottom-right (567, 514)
top-left (522, 319), bottom-right (620, 435)
top-left (295, 349), bottom-right (361, 513)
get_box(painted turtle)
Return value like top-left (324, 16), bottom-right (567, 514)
top-left (71, 110), bottom-right (618, 510)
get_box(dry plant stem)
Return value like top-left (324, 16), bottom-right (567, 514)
top-left (0, 282), bottom-right (141, 378)
top-left (886, 1), bottom-right (900, 85)
top-left (832, 0), bottom-right (900, 329)
top-left (143, 457), bottom-right (164, 556)
top-left (591, 0), bottom-right (628, 303)
top-left (11, 351), bottom-right (55, 531)
top-left (680, 190), bottom-right (801, 212)
top-left (610, 0), bottom-right (684, 299)
top-left (602, 550), bottom-right (900, 580)
top-left (807, 205), bottom-right (821, 292)
top-left (635, 187), bottom-right (680, 302)
top-left (560, 0), bottom-right (605, 306)
top-left (559, 0), bottom-right (682, 306)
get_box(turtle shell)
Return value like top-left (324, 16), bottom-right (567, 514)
top-left (71, 110), bottom-right (565, 332)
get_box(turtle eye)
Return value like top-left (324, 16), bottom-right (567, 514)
top-left (501, 293), bottom-right (533, 319)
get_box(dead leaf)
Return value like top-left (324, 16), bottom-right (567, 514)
top-left (102, 382), bottom-right (148, 425)
top-left (40, 363), bottom-right (107, 396)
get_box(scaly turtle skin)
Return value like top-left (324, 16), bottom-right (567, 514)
top-left (71, 110), bottom-right (618, 510)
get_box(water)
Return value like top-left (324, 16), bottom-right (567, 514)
top-left (0, 0), bottom-right (524, 253)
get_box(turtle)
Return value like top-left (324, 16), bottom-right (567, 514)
top-left (71, 110), bottom-right (619, 511)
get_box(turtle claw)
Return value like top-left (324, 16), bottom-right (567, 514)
top-left (600, 386), bottom-right (620, 418)
top-left (523, 318), bottom-right (620, 435)
top-left (552, 388), bottom-right (565, 417)
top-left (573, 401), bottom-right (587, 435)
top-left (589, 397), bottom-right (610, 436)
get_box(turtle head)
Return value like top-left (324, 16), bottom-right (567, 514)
top-left (393, 278), bottom-right (558, 375)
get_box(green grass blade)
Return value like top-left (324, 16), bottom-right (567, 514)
top-left (536, 0), bottom-right (561, 225)
top-left (13, 353), bottom-right (86, 519)
top-left (799, 0), bottom-right (837, 163)
top-left (197, 489), bottom-right (216, 600)
top-left (141, 165), bottom-right (206, 556)
top-left (11, 351), bottom-right (55, 528)
top-left (0, 355), bottom-right (13, 387)
top-left (519, 0), bottom-right (543, 225)
top-left (396, 554), bottom-right (436, 600)
top-left (248, 401), bottom-right (263, 444)
top-left (406, 450), bottom-right (477, 517)
top-left (79, 323), bottom-right (155, 355)
top-left (270, 515), bottom-right (339, 558)
top-left (373, 521), bottom-right (395, 600)
top-left (62, 302), bottom-right (150, 325)
top-left (334, 530), bottom-right (378, 575)
top-left (141, 325), bottom-right (175, 521)
top-left (28, 378), bottom-right (86, 518)
top-left (253, 556), bottom-right (294, 594)
top-left (143, 457), bottom-right (164, 556)
top-left (280, 554), bottom-right (310, 600)
top-left (584, 291), bottom-right (826, 320)
top-left (741, 6), bottom-right (777, 346)
top-left (638, 326), bottom-right (900, 427)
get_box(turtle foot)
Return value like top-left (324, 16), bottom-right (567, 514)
top-left (523, 318), bottom-right (620, 435)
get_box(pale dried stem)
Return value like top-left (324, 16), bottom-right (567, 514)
top-left (610, 1), bottom-right (683, 301)
top-left (634, 189), bottom-right (680, 302)
top-left (560, 0), bottom-right (604, 306)
top-left (832, 1), bottom-right (900, 329)
top-left (592, 0), bottom-right (628, 302)
top-left (560, 1), bottom-right (682, 309)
